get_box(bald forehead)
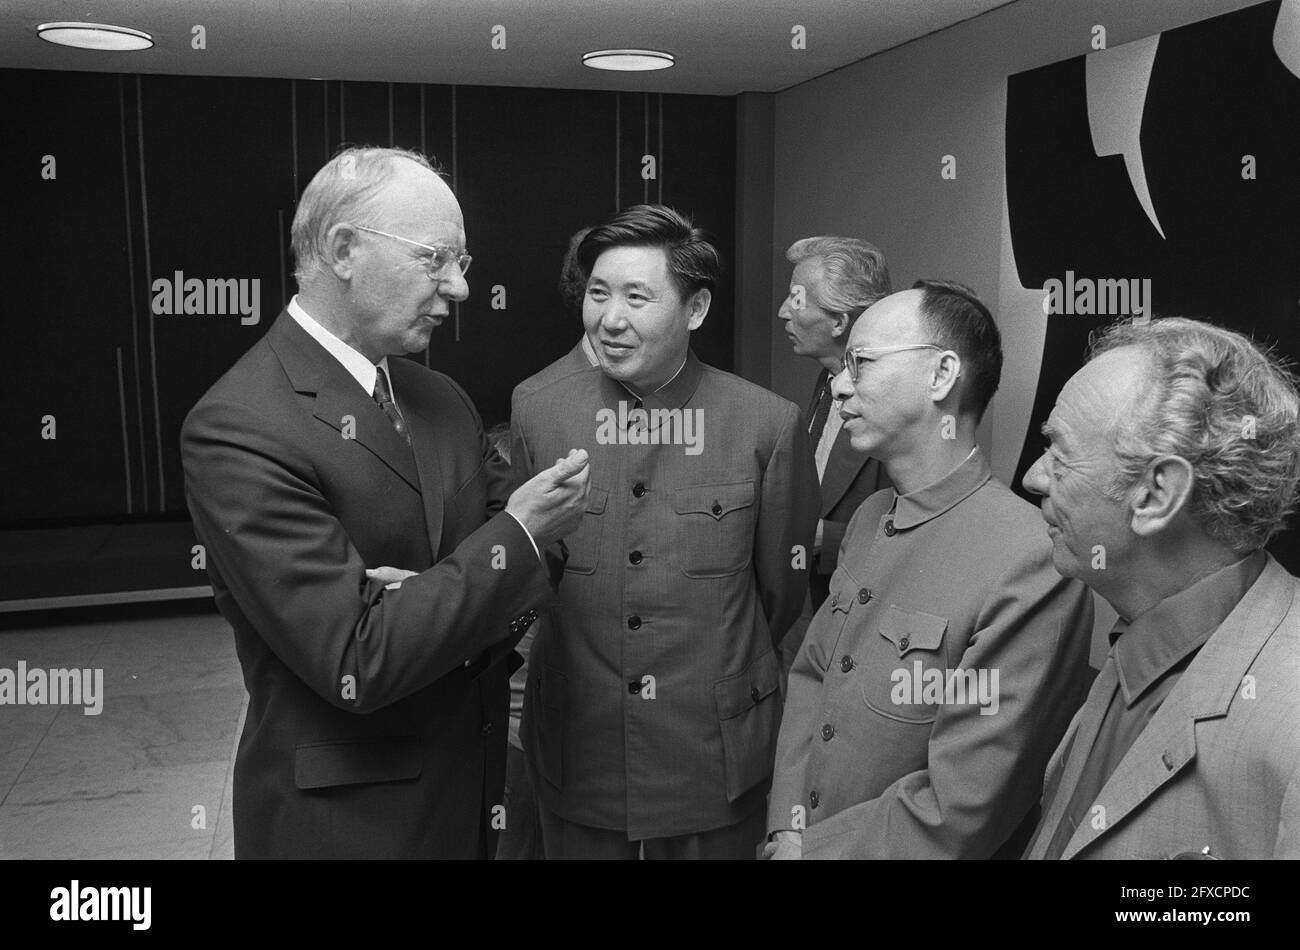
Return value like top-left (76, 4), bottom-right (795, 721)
top-left (1050, 345), bottom-right (1150, 442)
top-left (380, 159), bottom-right (462, 226)
top-left (848, 288), bottom-right (925, 347)
top-left (1075, 346), bottom-right (1149, 404)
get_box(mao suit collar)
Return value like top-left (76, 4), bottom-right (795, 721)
top-left (889, 446), bottom-right (990, 531)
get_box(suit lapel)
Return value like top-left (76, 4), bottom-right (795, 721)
top-left (1061, 709), bottom-right (1197, 858)
top-left (388, 358), bottom-right (446, 561)
top-left (819, 429), bottom-right (870, 518)
top-left (268, 311), bottom-right (420, 493)
top-left (1027, 658), bottom-right (1118, 857)
top-left (1061, 557), bottom-right (1295, 858)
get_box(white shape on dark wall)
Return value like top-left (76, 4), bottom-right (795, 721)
top-left (1086, 35), bottom-right (1165, 239)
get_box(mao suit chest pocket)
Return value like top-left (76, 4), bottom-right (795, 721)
top-left (563, 487), bottom-right (608, 575)
top-left (671, 480), bottom-right (756, 578)
top-left (860, 605), bottom-right (949, 724)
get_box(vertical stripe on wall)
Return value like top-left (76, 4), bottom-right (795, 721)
top-left (291, 79), bottom-right (299, 200)
top-left (643, 93), bottom-right (649, 203)
top-left (278, 209), bottom-right (287, 309)
top-left (116, 347), bottom-right (133, 514)
top-left (118, 74), bottom-right (147, 512)
top-left (136, 75), bottom-right (165, 511)
top-left (658, 93), bottom-right (664, 204)
top-left (614, 93), bottom-right (621, 212)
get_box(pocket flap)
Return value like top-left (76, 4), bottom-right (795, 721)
top-left (878, 604), bottom-right (948, 656)
top-left (714, 649), bottom-right (781, 720)
top-left (827, 567), bottom-right (854, 613)
top-left (294, 735), bottom-right (422, 790)
top-left (585, 487), bottom-right (609, 515)
top-left (674, 481), bottom-right (755, 520)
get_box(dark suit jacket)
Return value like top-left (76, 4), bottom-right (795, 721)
top-left (182, 311), bottom-right (553, 858)
top-left (808, 369), bottom-right (891, 575)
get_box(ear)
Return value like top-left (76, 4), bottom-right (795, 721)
top-left (686, 288), bottom-right (712, 331)
top-left (929, 350), bottom-right (962, 404)
top-left (829, 311), bottom-right (852, 340)
top-left (1129, 455), bottom-right (1195, 538)
top-left (324, 222), bottom-right (362, 281)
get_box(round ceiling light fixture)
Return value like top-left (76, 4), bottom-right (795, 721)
top-left (37, 22), bottom-right (154, 51)
top-left (582, 49), bottom-right (674, 72)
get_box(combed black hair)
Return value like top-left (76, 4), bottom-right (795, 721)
top-left (912, 279), bottom-right (1003, 420)
top-left (578, 204), bottom-right (721, 301)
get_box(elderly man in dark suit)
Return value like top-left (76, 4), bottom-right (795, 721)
top-left (182, 146), bottom-right (590, 858)
top-left (513, 204), bottom-right (819, 859)
top-left (1023, 318), bottom-right (1300, 859)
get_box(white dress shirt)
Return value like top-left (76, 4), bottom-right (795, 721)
top-left (812, 399), bottom-right (846, 552)
top-left (288, 296), bottom-right (399, 412)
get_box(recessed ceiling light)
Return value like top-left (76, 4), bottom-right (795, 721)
top-left (37, 22), bottom-right (154, 51)
top-left (583, 49), bottom-right (674, 72)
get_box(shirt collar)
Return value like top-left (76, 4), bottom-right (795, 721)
top-left (579, 334), bottom-right (600, 366)
top-left (1112, 550), bottom-right (1267, 705)
top-left (287, 296), bottom-right (392, 404)
top-left (889, 445), bottom-right (990, 531)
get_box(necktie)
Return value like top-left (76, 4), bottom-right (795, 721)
top-left (807, 374), bottom-right (832, 443)
top-left (373, 365), bottom-right (411, 446)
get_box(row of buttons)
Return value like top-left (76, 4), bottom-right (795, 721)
top-left (629, 484), bottom-right (649, 570)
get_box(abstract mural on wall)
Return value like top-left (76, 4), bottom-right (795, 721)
top-left (995, 0), bottom-right (1300, 574)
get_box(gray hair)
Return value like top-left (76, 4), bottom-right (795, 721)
top-left (785, 235), bottom-right (891, 318)
top-left (1089, 317), bottom-right (1300, 552)
top-left (291, 146), bottom-right (440, 284)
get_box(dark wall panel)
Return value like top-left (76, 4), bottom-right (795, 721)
top-left (1, 68), bottom-right (737, 525)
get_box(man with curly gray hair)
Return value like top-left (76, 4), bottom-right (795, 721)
top-left (1022, 316), bottom-right (1300, 859)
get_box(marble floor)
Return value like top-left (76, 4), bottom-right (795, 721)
top-left (0, 601), bottom-right (246, 859)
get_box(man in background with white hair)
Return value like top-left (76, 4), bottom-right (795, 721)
top-left (777, 236), bottom-right (893, 614)
top-left (1024, 317), bottom-right (1300, 859)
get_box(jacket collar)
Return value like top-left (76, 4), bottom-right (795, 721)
top-left (598, 349), bottom-right (704, 433)
top-left (1113, 551), bottom-right (1266, 705)
top-left (889, 446), bottom-right (989, 531)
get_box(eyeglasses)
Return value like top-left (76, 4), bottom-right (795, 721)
top-left (351, 225), bottom-right (472, 279)
top-left (842, 343), bottom-right (944, 382)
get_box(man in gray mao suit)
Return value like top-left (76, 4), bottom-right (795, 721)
top-left (513, 204), bottom-right (819, 859)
